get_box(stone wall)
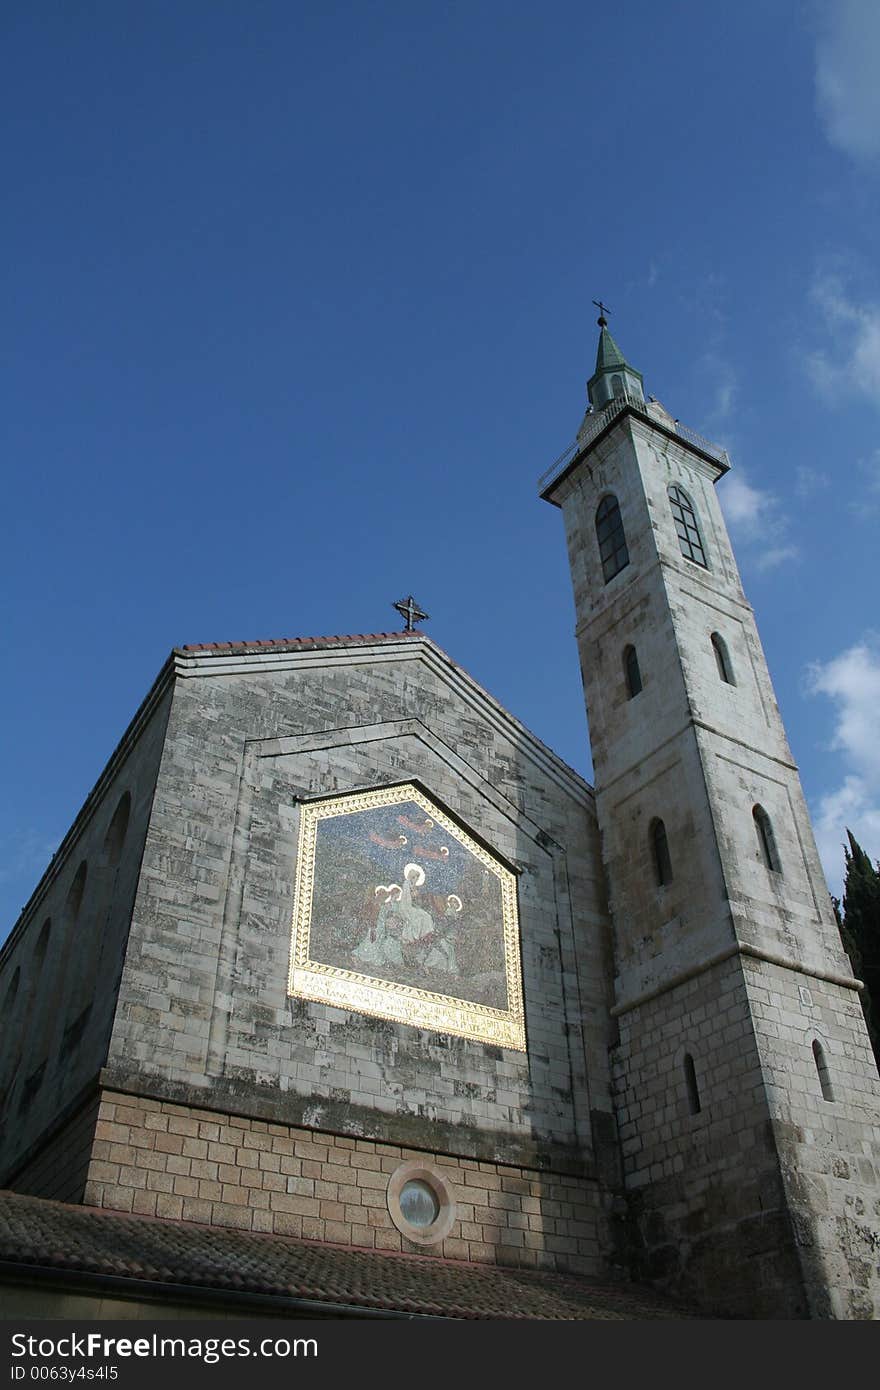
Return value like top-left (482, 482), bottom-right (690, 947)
top-left (611, 953), bottom-right (880, 1318)
top-left (745, 958), bottom-right (880, 1320)
top-left (611, 955), bottom-right (808, 1318)
top-left (0, 677), bottom-right (173, 1185)
top-left (83, 1089), bottom-right (607, 1276)
top-left (106, 639), bottom-right (616, 1172)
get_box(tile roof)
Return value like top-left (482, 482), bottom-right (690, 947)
top-left (180, 631), bottom-right (424, 654)
top-left (0, 1192), bottom-right (696, 1319)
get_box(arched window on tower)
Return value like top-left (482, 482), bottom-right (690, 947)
top-left (683, 1052), bottom-right (701, 1115)
top-left (812, 1040), bottom-right (835, 1102)
top-left (650, 818), bottom-right (673, 887)
top-left (623, 645), bottom-right (642, 698)
top-left (711, 632), bottom-right (735, 685)
top-left (668, 485), bottom-right (708, 568)
top-left (595, 494), bottom-right (630, 584)
top-left (753, 805), bottom-right (781, 873)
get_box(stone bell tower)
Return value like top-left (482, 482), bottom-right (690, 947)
top-left (540, 311), bottom-right (880, 1319)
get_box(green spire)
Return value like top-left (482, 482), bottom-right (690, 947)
top-left (594, 324), bottom-right (628, 373)
top-left (586, 307), bottom-right (644, 410)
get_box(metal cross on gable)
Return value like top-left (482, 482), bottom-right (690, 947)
top-left (393, 595), bottom-right (429, 631)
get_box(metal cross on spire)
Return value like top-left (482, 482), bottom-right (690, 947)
top-left (592, 298), bottom-right (611, 327)
top-left (393, 595), bottom-right (429, 631)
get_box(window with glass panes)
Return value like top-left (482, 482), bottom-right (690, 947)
top-left (668, 486), bottom-right (707, 568)
top-left (595, 495), bottom-right (630, 583)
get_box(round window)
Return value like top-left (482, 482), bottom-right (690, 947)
top-left (399, 1179), bottom-right (440, 1229)
top-left (387, 1161), bottom-right (457, 1245)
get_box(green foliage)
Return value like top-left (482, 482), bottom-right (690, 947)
top-left (840, 830), bottom-right (880, 1066)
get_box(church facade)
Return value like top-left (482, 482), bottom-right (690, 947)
top-left (1, 323), bottom-right (878, 1319)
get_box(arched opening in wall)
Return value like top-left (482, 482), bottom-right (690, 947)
top-left (611, 373), bottom-right (624, 397)
top-left (18, 918), bottom-right (54, 1108)
top-left (88, 791), bottom-right (133, 1021)
top-left (1, 969), bottom-right (21, 1050)
top-left (103, 791), bottom-right (131, 868)
top-left (668, 485), bottom-right (708, 568)
top-left (683, 1052), bottom-right (701, 1114)
top-left (812, 1040), bottom-right (835, 1102)
top-left (35, 918), bottom-right (52, 969)
top-left (711, 632), bottom-right (735, 685)
top-left (2, 967), bottom-right (21, 1017)
top-left (623, 644), bottom-right (642, 698)
top-left (58, 861), bottom-right (93, 1055)
top-left (753, 805), bottom-right (781, 873)
top-left (64, 862), bottom-right (88, 926)
top-left (595, 494), bottom-right (630, 584)
top-left (0, 968), bottom-right (22, 1104)
top-left (29, 918), bottom-right (52, 1019)
top-left (650, 818), bottom-right (673, 887)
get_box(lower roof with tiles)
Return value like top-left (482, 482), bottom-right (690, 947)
top-left (0, 1191), bottom-right (697, 1320)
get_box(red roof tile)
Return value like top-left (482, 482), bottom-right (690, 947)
top-left (180, 631), bottom-right (424, 654)
top-left (0, 1191), bottom-right (696, 1319)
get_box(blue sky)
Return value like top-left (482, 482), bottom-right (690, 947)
top-left (3, 0), bottom-right (880, 937)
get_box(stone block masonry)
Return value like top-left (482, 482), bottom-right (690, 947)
top-left (83, 1090), bottom-right (606, 1276)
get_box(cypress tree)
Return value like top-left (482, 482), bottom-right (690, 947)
top-left (840, 830), bottom-right (880, 1067)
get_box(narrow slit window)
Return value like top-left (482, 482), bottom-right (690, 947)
top-left (711, 632), bottom-right (735, 685)
top-left (753, 805), bottom-right (781, 873)
top-left (812, 1040), bottom-right (834, 1102)
top-left (668, 486), bottom-right (708, 568)
top-left (651, 818), bottom-right (673, 887)
top-left (683, 1052), bottom-right (701, 1114)
top-left (595, 494), bottom-right (630, 584)
top-left (624, 644), bottom-right (642, 698)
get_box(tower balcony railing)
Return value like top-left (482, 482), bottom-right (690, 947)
top-left (537, 390), bottom-right (731, 495)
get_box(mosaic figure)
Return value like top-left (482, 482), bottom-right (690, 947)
top-left (288, 784), bottom-right (525, 1048)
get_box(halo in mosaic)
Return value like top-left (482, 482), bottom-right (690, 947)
top-left (288, 784), bottom-right (525, 1050)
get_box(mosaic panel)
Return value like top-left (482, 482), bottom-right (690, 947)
top-left (288, 784), bottom-right (525, 1049)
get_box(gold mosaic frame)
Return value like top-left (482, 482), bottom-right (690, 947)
top-left (288, 784), bottom-right (525, 1050)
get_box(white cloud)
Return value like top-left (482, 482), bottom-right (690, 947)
top-left (853, 447), bottom-right (880, 514)
top-left (757, 544), bottom-right (800, 571)
top-left (807, 272), bottom-right (880, 405)
top-left (795, 465), bottom-right (830, 499)
top-left (806, 637), bottom-right (880, 893)
top-left (718, 470), bottom-right (797, 570)
top-left (807, 640), bottom-right (880, 777)
top-left (719, 473), bottom-right (765, 533)
top-left (814, 0), bottom-right (880, 161)
top-left (704, 355), bottom-right (737, 424)
top-left (811, 777), bottom-right (880, 899)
